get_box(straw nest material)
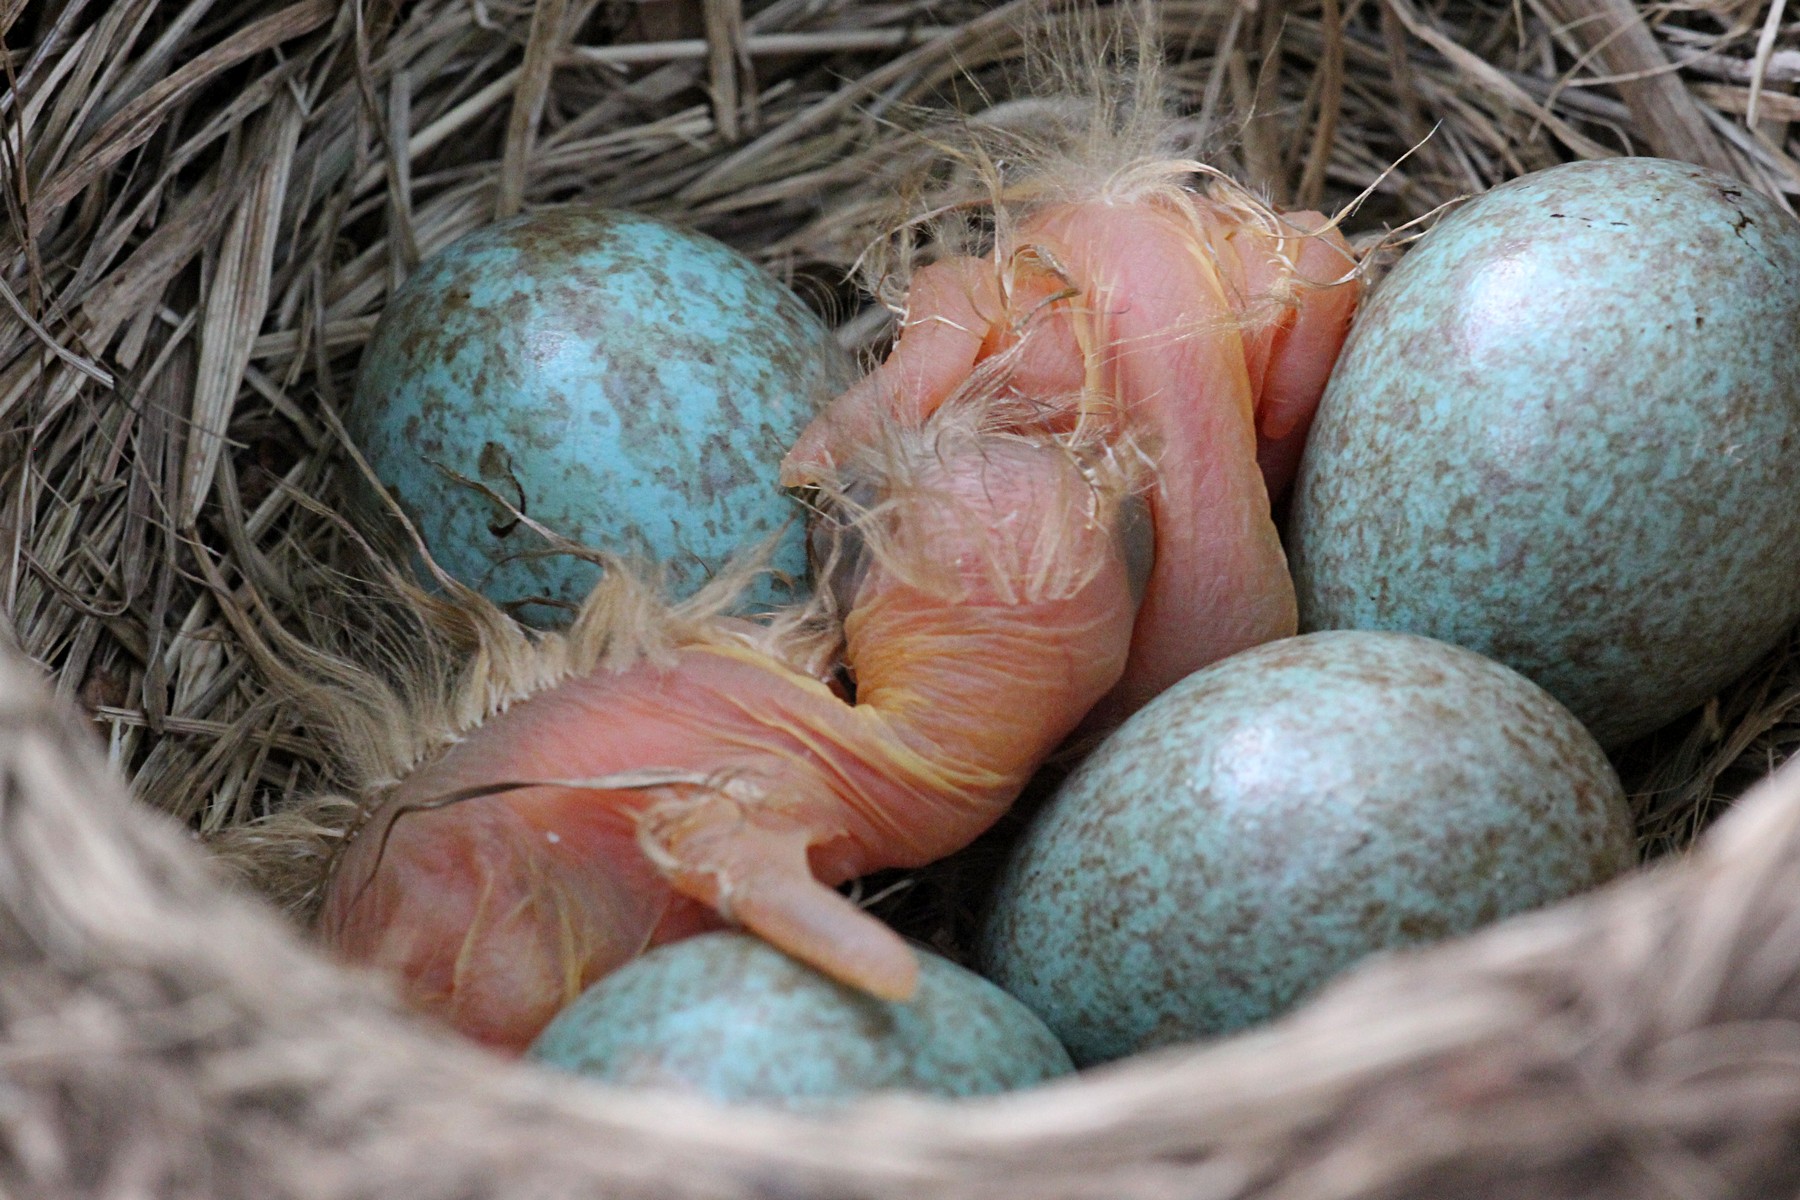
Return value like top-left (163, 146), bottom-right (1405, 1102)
top-left (3, 0), bottom-right (1800, 1194)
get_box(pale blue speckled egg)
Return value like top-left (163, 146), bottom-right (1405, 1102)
top-left (350, 208), bottom-right (853, 619)
top-left (978, 631), bottom-right (1634, 1066)
top-left (1290, 158), bottom-right (1800, 746)
top-left (527, 932), bottom-right (1072, 1108)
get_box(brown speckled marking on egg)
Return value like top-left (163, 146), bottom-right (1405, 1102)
top-left (979, 630), bottom-right (1635, 1066)
top-left (350, 207), bottom-right (853, 617)
top-left (528, 932), bottom-right (1073, 1109)
top-left (1290, 158), bottom-right (1800, 746)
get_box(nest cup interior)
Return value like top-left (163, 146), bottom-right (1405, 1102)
top-left (4, 0), bottom-right (1800, 1193)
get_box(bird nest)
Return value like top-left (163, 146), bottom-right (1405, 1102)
top-left (3, 0), bottom-right (1800, 1194)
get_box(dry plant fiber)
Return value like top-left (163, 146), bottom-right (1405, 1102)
top-left (4, 0), bottom-right (1800, 1194)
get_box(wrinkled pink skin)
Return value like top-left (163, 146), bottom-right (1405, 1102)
top-left (319, 435), bottom-right (1138, 1053)
top-left (319, 189), bottom-right (1357, 1055)
top-left (783, 194), bottom-right (1362, 727)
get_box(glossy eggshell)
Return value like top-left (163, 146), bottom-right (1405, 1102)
top-left (350, 208), bottom-right (853, 618)
top-left (527, 932), bottom-right (1073, 1109)
top-left (1290, 158), bottom-right (1800, 746)
top-left (978, 631), bottom-right (1634, 1067)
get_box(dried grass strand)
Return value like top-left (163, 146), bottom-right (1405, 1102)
top-left (1535, 0), bottom-right (1741, 173)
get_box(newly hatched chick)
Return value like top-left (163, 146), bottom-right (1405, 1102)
top-left (227, 23), bottom-right (1358, 1056)
top-left (784, 66), bottom-right (1363, 726)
